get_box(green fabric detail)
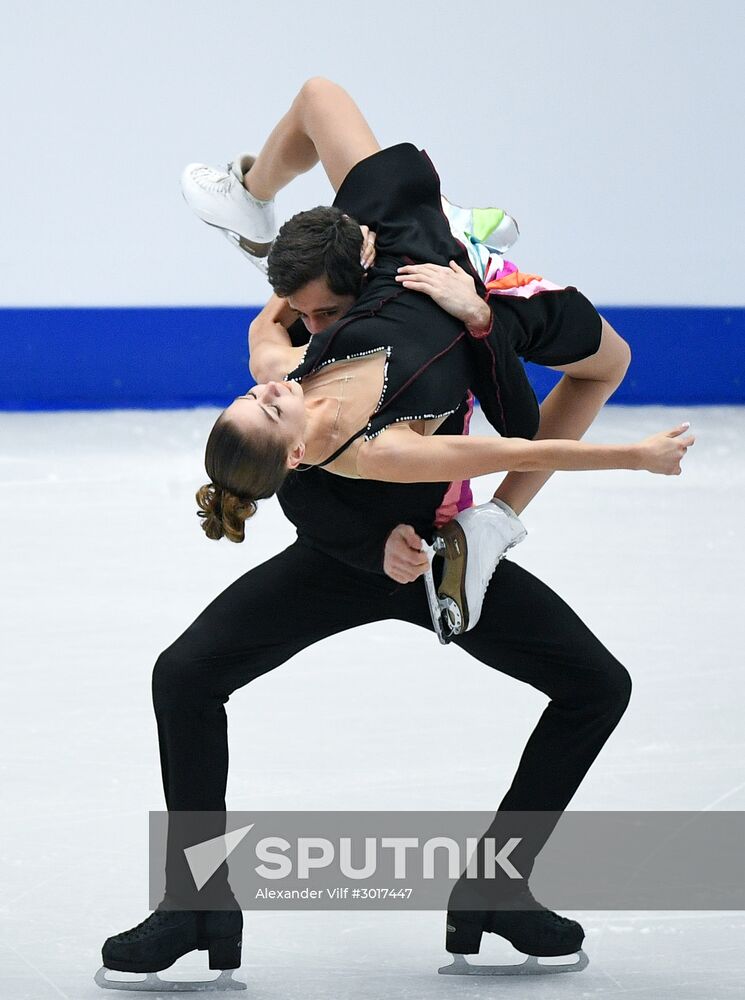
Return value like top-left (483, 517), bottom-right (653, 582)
top-left (470, 207), bottom-right (505, 242)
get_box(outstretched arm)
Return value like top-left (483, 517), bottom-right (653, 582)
top-left (357, 422), bottom-right (694, 484)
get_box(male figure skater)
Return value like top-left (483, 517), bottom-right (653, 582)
top-left (98, 79), bottom-right (637, 989)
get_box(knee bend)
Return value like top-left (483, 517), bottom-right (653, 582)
top-left (600, 318), bottom-right (632, 383)
top-left (615, 334), bottom-right (632, 380)
top-left (152, 645), bottom-right (206, 713)
top-left (597, 661), bottom-right (632, 721)
top-left (296, 76), bottom-right (340, 114)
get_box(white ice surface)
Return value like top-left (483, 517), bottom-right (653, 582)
top-left (1, 406), bottom-right (744, 999)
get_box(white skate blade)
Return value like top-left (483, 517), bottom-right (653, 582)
top-left (438, 949), bottom-right (589, 976)
top-left (179, 183), bottom-right (271, 275)
top-left (221, 230), bottom-right (271, 274)
top-left (95, 966), bottom-right (246, 992)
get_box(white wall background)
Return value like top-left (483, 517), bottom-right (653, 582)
top-left (2, 0), bottom-right (743, 307)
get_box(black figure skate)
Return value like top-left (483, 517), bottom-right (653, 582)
top-left (439, 886), bottom-right (588, 976)
top-left (96, 909), bottom-right (245, 992)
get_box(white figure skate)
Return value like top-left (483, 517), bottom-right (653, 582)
top-left (423, 500), bottom-right (527, 642)
top-left (181, 153), bottom-right (276, 273)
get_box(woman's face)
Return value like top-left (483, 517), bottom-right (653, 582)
top-left (225, 379), bottom-right (307, 466)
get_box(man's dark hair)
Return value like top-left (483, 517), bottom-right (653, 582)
top-left (267, 206), bottom-right (364, 298)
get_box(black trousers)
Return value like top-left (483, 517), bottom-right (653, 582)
top-left (153, 541), bottom-right (630, 900)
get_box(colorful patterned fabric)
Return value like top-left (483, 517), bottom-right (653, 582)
top-left (441, 196), bottom-right (516, 276)
top-left (441, 196), bottom-right (565, 300)
top-left (484, 258), bottom-right (565, 299)
top-left (434, 204), bottom-right (565, 521)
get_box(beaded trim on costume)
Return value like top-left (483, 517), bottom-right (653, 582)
top-left (302, 344), bottom-right (391, 377)
top-left (363, 406), bottom-right (459, 442)
top-left (313, 346), bottom-right (459, 443)
top-left (286, 344), bottom-right (459, 456)
top-left (308, 346), bottom-right (460, 444)
top-left (284, 345), bottom-right (391, 390)
top-left (286, 345), bottom-right (394, 441)
top-left (288, 337), bottom-right (312, 374)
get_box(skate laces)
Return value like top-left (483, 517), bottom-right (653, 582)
top-left (495, 903), bottom-right (579, 933)
top-left (541, 910), bottom-right (576, 928)
top-left (525, 892), bottom-right (576, 928)
top-left (192, 166), bottom-right (235, 195)
top-left (487, 904), bottom-right (580, 941)
top-left (500, 887), bottom-right (575, 924)
top-left (117, 909), bottom-right (175, 942)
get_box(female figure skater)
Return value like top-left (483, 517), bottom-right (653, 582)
top-left (183, 83), bottom-right (691, 633)
top-left (194, 309), bottom-right (689, 536)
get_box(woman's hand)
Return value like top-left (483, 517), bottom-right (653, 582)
top-left (395, 260), bottom-right (491, 332)
top-left (359, 225), bottom-right (377, 270)
top-left (637, 423), bottom-right (695, 474)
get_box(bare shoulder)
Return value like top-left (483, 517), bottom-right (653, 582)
top-left (356, 423), bottom-right (422, 479)
top-left (360, 422), bottom-right (420, 451)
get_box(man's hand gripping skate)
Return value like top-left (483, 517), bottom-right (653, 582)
top-left (383, 524), bottom-right (431, 583)
top-left (382, 525), bottom-right (455, 645)
top-left (383, 501), bottom-right (527, 644)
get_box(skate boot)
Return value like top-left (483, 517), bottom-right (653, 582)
top-left (96, 908), bottom-right (245, 992)
top-left (441, 887), bottom-right (587, 977)
top-left (181, 152), bottom-right (276, 273)
top-left (424, 500), bottom-right (527, 642)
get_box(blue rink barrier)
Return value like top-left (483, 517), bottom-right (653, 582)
top-left (0, 306), bottom-right (742, 410)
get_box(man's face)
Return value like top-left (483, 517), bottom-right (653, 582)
top-left (287, 276), bottom-right (356, 335)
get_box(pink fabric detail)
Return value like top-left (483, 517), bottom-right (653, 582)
top-left (485, 258), bottom-right (565, 299)
top-left (485, 258), bottom-right (518, 284)
top-left (489, 276), bottom-right (565, 299)
top-left (490, 278), bottom-right (564, 299)
top-left (434, 392), bottom-right (475, 527)
top-left (456, 477), bottom-right (474, 513)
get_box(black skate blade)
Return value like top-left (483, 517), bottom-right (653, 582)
top-left (95, 966), bottom-right (246, 992)
top-left (438, 949), bottom-right (589, 976)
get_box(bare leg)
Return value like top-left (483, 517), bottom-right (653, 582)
top-left (493, 319), bottom-right (631, 514)
top-left (245, 77), bottom-right (381, 200)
